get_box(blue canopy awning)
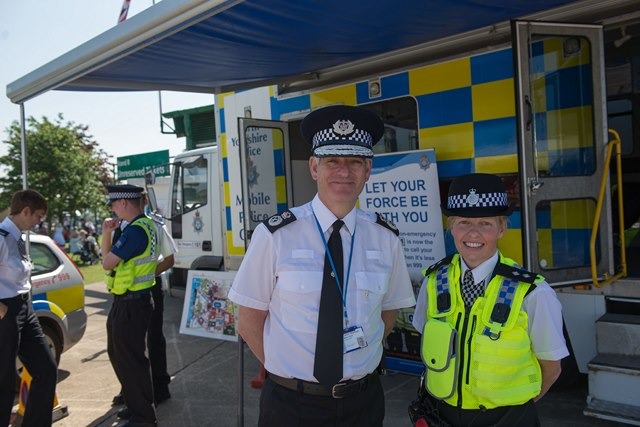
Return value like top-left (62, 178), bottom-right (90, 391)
top-left (7, 0), bottom-right (636, 103)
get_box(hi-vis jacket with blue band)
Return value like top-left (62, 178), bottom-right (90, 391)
top-left (106, 216), bottom-right (157, 295)
top-left (420, 252), bottom-right (543, 409)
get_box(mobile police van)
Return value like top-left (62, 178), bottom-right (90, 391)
top-left (166, 10), bottom-right (640, 426)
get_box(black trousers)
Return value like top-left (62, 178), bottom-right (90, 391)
top-left (107, 293), bottom-right (156, 424)
top-left (258, 374), bottom-right (385, 427)
top-left (431, 395), bottom-right (540, 427)
top-left (0, 295), bottom-right (57, 427)
top-left (148, 280), bottom-right (170, 395)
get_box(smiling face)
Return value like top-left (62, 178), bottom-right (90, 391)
top-left (309, 156), bottom-right (371, 217)
top-left (449, 216), bottom-right (506, 269)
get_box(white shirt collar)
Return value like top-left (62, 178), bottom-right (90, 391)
top-left (311, 194), bottom-right (356, 236)
top-left (461, 251), bottom-right (499, 284)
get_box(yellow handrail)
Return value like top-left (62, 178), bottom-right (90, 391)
top-left (590, 129), bottom-right (626, 288)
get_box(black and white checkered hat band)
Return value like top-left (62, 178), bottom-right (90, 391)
top-left (108, 191), bottom-right (141, 200)
top-left (447, 192), bottom-right (508, 210)
top-left (312, 128), bottom-right (372, 149)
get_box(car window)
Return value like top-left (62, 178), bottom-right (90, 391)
top-left (30, 242), bottom-right (61, 275)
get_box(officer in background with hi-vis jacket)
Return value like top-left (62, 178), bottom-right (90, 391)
top-left (411, 173), bottom-right (569, 427)
top-left (102, 184), bottom-right (158, 427)
top-left (111, 191), bottom-right (177, 417)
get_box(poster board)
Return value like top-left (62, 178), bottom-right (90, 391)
top-left (358, 149), bottom-right (446, 372)
top-left (179, 270), bottom-right (238, 341)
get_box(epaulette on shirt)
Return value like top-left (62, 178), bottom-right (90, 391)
top-left (423, 254), bottom-right (455, 276)
top-left (0, 229), bottom-right (8, 237)
top-left (374, 213), bottom-right (399, 236)
top-left (493, 262), bottom-right (539, 285)
top-left (263, 210), bottom-right (297, 233)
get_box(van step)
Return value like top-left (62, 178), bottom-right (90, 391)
top-left (587, 354), bottom-right (640, 407)
top-left (584, 397), bottom-right (640, 426)
top-left (596, 313), bottom-right (640, 356)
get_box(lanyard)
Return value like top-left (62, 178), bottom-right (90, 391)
top-left (313, 213), bottom-right (356, 327)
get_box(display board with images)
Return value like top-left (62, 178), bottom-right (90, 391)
top-left (179, 270), bottom-right (238, 341)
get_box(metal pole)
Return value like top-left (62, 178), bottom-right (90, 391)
top-left (238, 337), bottom-right (244, 427)
top-left (20, 103), bottom-right (28, 190)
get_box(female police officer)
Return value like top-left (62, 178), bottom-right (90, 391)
top-left (412, 173), bottom-right (568, 426)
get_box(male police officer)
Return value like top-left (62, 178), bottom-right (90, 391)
top-left (102, 184), bottom-right (158, 427)
top-left (0, 190), bottom-right (56, 427)
top-left (229, 105), bottom-right (415, 426)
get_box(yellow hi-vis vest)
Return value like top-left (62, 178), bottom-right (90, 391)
top-left (106, 216), bottom-right (157, 295)
top-left (420, 253), bottom-right (542, 409)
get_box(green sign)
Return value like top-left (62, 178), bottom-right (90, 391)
top-left (117, 150), bottom-right (170, 180)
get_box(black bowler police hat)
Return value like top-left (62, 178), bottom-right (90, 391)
top-left (441, 173), bottom-right (512, 218)
top-left (300, 105), bottom-right (384, 158)
top-left (105, 184), bottom-right (144, 206)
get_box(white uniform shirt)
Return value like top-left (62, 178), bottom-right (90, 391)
top-left (412, 251), bottom-right (569, 361)
top-left (151, 218), bottom-right (178, 263)
top-left (121, 216), bottom-right (177, 263)
top-left (0, 217), bottom-right (32, 298)
top-left (229, 195), bottom-right (416, 382)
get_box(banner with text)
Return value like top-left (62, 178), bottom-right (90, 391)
top-left (358, 149), bottom-right (445, 367)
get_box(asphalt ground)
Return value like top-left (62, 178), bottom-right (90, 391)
top-left (11, 281), bottom-right (624, 426)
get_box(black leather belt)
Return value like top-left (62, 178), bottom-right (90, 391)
top-left (267, 371), bottom-right (377, 398)
top-left (1, 293), bottom-right (29, 302)
top-left (113, 290), bottom-right (151, 301)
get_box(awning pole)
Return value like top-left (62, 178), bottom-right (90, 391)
top-left (19, 103), bottom-right (28, 190)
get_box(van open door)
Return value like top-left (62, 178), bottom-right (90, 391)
top-left (513, 20), bottom-right (612, 285)
top-left (237, 118), bottom-right (291, 252)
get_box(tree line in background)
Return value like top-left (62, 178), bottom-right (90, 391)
top-left (0, 114), bottom-right (114, 229)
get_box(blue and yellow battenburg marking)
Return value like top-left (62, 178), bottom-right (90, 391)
top-left (218, 42), bottom-right (594, 267)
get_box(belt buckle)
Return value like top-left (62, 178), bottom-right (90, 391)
top-left (331, 383), bottom-right (346, 399)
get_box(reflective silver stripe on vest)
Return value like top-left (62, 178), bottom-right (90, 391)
top-left (134, 255), bottom-right (158, 265)
top-left (133, 274), bottom-right (156, 284)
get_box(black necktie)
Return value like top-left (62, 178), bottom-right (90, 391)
top-left (462, 269), bottom-right (484, 307)
top-left (314, 219), bottom-right (344, 385)
top-left (17, 238), bottom-right (28, 260)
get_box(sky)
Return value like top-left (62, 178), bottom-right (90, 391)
top-left (1, 0), bottom-right (214, 164)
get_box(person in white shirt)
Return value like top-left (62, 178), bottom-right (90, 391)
top-left (410, 173), bottom-right (568, 427)
top-left (0, 189), bottom-right (57, 427)
top-left (229, 105), bottom-right (415, 426)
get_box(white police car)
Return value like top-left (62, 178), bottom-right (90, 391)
top-left (26, 233), bottom-right (87, 364)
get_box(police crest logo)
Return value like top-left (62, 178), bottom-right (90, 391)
top-left (466, 189), bottom-right (479, 206)
top-left (332, 119), bottom-right (355, 136)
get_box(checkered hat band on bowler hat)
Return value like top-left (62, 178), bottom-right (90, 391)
top-left (108, 191), bottom-right (141, 200)
top-left (312, 128), bottom-right (373, 150)
top-left (447, 192), bottom-right (508, 210)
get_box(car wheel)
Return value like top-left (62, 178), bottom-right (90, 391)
top-left (42, 324), bottom-right (63, 365)
top-left (15, 323), bottom-right (62, 389)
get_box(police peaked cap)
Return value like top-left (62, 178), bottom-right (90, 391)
top-left (301, 105), bottom-right (384, 158)
top-left (442, 173), bottom-right (512, 218)
top-left (105, 184), bottom-right (144, 205)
